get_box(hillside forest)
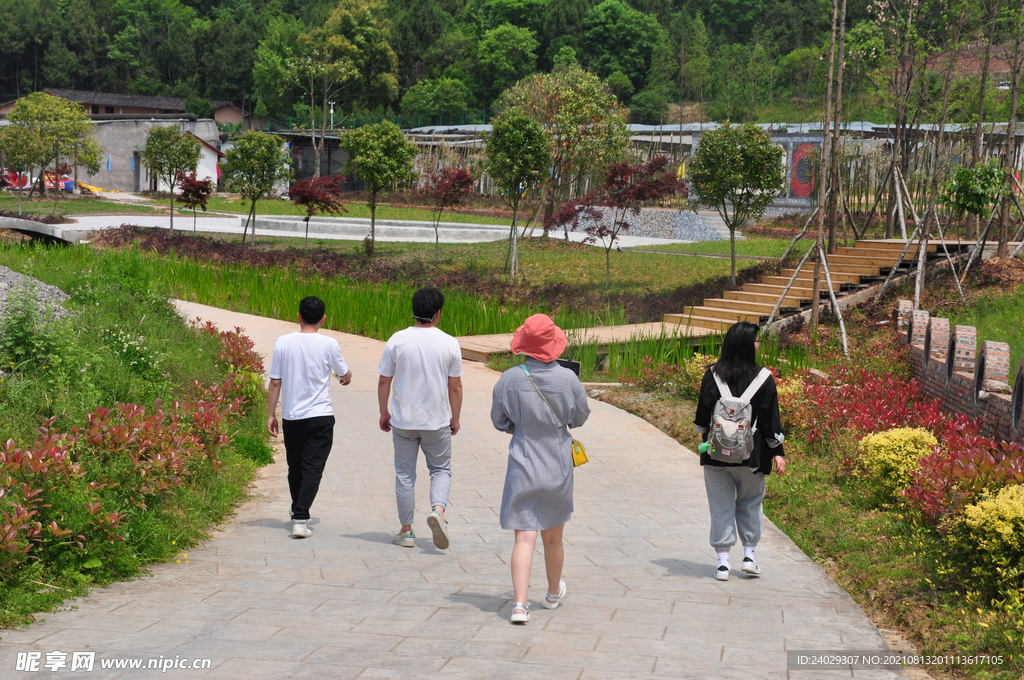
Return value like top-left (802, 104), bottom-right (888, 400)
top-left (0, 0), bottom-right (1020, 126)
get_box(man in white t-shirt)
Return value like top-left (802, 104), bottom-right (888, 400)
top-left (378, 286), bottom-right (463, 550)
top-left (268, 296), bottom-right (352, 538)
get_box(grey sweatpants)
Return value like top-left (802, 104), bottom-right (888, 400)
top-left (393, 426), bottom-right (452, 526)
top-left (703, 465), bottom-right (766, 550)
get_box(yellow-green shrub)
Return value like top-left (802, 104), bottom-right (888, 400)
top-left (946, 484), bottom-right (1024, 605)
top-left (957, 484), bottom-right (1024, 554)
top-left (775, 375), bottom-right (807, 432)
top-left (680, 354), bottom-right (716, 397)
top-left (856, 427), bottom-right (937, 495)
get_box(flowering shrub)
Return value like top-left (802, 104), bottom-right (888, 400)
top-left (626, 354), bottom-right (715, 399)
top-left (855, 428), bottom-right (938, 496)
top-left (793, 365), bottom-right (976, 445)
top-left (102, 328), bottom-right (166, 385)
top-left (905, 434), bottom-right (1024, 524)
top-left (192, 321), bottom-right (266, 404)
top-left (0, 325), bottom-right (259, 587)
top-left (945, 484), bottom-right (1024, 602)
top-left (775, 374), bottom-right (808, 433)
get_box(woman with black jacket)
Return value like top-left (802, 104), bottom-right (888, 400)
top-left (693, 321), bottom-right (786, 581)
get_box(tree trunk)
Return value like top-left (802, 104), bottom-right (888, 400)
top-left (827, 0), bottom-right (847, 254)
top-left (968, 9), bottom-right (997, 241)
top-left (729, 227), bottom-right (737, 286)
top-left (370, 194), bottom-right (377, 251)
top-left (997, 14), bottom-right (1023, 258)
top-left (510, 202), bottom-right (520, 279)
top-left (169, 184), bottom-right (175, 231)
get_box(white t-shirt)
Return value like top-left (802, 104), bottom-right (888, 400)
top-left (378, 326), bottom-right (463, 431)
top-left (269, 332), bottom-right (349, 421)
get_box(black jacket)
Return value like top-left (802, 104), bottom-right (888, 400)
top-left (693, 365), bottom-right (785, 475)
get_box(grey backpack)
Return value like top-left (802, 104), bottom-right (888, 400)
top-left (707, 367), bottom-right (772, 464)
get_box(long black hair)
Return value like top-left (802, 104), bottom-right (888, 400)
top-left (713, 321), bottom-right (760, 386)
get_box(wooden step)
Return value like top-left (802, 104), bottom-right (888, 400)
top-left (855, 240), bottom-right (939, 253)
top-left (835, 246), bottom-right (925, 259)
top-left (742, 283), bottom-right (829, 298)
top-left (762, 276), bottom-right (844, 291)
top-left (826, 254), bottom-right (899, 269)
top-left (704, 297), bottom-right (797, 315)
top-left (723, 289), bottom-right (807, 308)
top-left (662, 313), bottom-right (732, 332)
top-left (810, 260), bottom-right (886, 276)
top-left (677, 306), bottom-right (764, 323)
top-left (779, 268), bottom-right (864, 284)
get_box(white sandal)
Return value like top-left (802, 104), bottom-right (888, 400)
top-left (510, 601), bottom-right (530, 624)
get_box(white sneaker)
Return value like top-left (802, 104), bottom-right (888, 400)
top-left (392, 531), bottom-right (415, 548)
top-left (714, 565), bottom-right (730, 581)
top-left (291, 520), bottom-right (312, 538)
top-left (543, 580), bottom-right (567, 609)
top-left (510, 602), bottom-right (530, 624)
top-left (426, 510), bottom-right (450, 550)
top-left (741, 557), bottom-right (761, 576)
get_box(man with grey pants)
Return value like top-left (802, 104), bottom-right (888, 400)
top-left (378, 287), bottom-right (463, 550)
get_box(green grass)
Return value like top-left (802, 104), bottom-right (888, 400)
top-left (174, 195), bottom-right (514, 225)
top-left (0, 192), bottom-right (163, 217)
top-left (948, 289), bottom-right (1024, 377)
top-left (152, 253), bottom-right (629, 339)
top-left (630, 235), bottom-right (814, 259)
top-left (176, 231), bottom-right (737, 295)
top-left (0, 242), bottom-right (267, 627)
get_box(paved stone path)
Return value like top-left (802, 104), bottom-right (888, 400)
top-left (0, 302), bottom-right (905, 679)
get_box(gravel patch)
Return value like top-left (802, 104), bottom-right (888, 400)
top-left (570, 207), bottom-right (724, 241)
top-left (0, 265), bottom-right (72, 321)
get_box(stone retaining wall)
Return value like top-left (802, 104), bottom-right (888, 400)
top-left (896, 299), bottom-right (1022, 441)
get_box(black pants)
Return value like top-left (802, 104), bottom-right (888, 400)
top-left (282, 415), bottom-right (335, 521)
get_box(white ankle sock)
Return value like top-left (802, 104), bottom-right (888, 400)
top-left (716, 553), bottom-right (730, 568)
top-left (743, 547), bottom-right (755, 560)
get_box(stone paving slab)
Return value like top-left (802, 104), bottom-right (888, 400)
top-left (0, 301), bottom-right (906, 679)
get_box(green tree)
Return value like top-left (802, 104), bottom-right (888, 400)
top-left (689, 123), bottom-right (785, 285)
top-left (342, 121), bottom-right (417, 253)
top-left (477, 23), bottom-right (539, 94)
top-left (389, 0), bottom-right (450, 85)
top-left (253, 15), bottom-right (307, 120)
top-left (580, 0), bottom-right (660, 91)
top-left (140, 126), bottom-right (203, 231)
top-left (400, 77), bottom-right (473, 122)
top-left (5, 92), bottom-right (101, 199)
top-left (0, 123), bottom-right (45, 215)
top-left (679, 11), bottom-right (712, 104)
top-left (780, 46), bottom-right (822, 99)
top-left (542, 0), bottom-right (591, 63)
top-left (499, 62), bottom-right (629, 236)
top-left (485, 108), bottom-right (549, 277)
top-left (223, 130), bottom-right (292, 245)
top-left (478, 0), bottom-right (549, 34)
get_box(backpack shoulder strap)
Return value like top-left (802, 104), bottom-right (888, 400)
top-left (738, 367), bottom-right (772, 402)
top-left (711, 368), bottom-right (734, 399)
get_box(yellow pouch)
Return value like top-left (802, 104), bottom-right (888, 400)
top-left (571, 439), bottom-right (588, 467)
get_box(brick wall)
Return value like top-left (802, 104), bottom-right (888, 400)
top-left (896, 300), bottom-right (1023, 441)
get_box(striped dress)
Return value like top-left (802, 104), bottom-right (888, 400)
top-left (490, 358), bottom-right (592, 531)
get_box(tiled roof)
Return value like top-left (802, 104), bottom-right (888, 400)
top-left (42, 89), bottom-right (235, 111)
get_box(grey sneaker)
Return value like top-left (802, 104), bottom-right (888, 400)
top-left (741, 557), bottom-right (761, 576)
top-left (392, 530), bottom-right (415, 548)
top-left (291, 520), bottom-right (312, 538)
top-left (714, 565), bottom-right (730, 581)
top-left (510, 602), bottom-right (530, 624)
top-left (426, 510), bottom-right (450, 550)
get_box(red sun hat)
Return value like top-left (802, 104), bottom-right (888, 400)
top-left (510, 314), bottom-right (568, 363)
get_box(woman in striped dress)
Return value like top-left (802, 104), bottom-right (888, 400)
top-left (490, 314), bottom-right (591, 624)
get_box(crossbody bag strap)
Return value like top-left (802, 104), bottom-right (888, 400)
top-left (519, 364), bottom-right (572, 436)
